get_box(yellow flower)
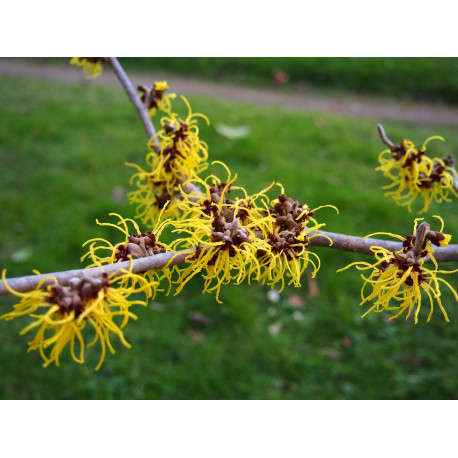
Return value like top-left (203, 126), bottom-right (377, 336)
top-left (1, 267), bottom-right (152, 370)
top-left (127, 96), bottom-right (209, 225)
top-left (338, 216), bottom-right (458, 323)
top-left (438, 233), bottom-right (452, 247)
top-left (169, 186), bottom-right (261, 302)
top-left (148, 96), bottom-right (209, 189)
top-left (254, 189), bottom-right (337, 291)
top-left (127, 166), bottom-right (183, 226)
top-left (170, 162), bottom-right (337, 300)
top-left (69, 57), bottom-right (108, 79)
top-left (138, 81), bottom-right (176, 116)
top-left (376, 135), bottom-right (458, 213)
top-left (154, 81), bottom-right (168, 91)
top-left (168, 163), bottom-right (267, 301)
top-left (82, 212), bottom-right (172, 297)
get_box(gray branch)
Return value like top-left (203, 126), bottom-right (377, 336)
top-left (108, 57), bottom-right (158, 147)
top-left (2, 233), bottom-right (456, 295)
top-left (0, 250), bottom-right (193, 296)
top-left (311, 230), bottom-right (458, 262)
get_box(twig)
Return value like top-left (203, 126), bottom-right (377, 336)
top-left (377, 123), bottom-right (395, 149)
top-left (310, 230), bottom-right (458, 263)
top-left (2, 233), bottom-right (456, 295)
top-left (0, 250), bottom-right (193, 296)
top-left (108, 57), bottom-right (158, 147)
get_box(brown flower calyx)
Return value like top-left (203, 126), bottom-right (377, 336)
top-left (426, 230), bottom-right (447, 247)
top-left (151, 121), bottom-right (190, 173)
top-left (270, 194), bottom-right (313, 232)
top-left (399, 222), bottom-right (431, 260)
top-left (47, 274), bottom-right (109, 317)
top-left (153, 189), bottom-right (173, 209)
top-left (201, 182), bottom-right (239, 221)
top-left (382, 136), bottom-right (415, 161)
top-left (115, 232), bottom-right (166, 261)
top-left (191, 245), bottom-right (204, 260)
top-left (211, 218), bottom-right (252, 246)
top-left (378, 125), bottom-right (419, 161)
top-left (207, 218), bottom-right (251, 266)
top-left (161, 145), bottom-right (185, 173)
top-left (380, 230), bottom-right (426, 284)
top-left (258, 227), bottom-right (309, 261)
top-left (377, 125), bottom-right (419, 163)
top-left (379, 254), bottom-right (427, 286)
top-left (138, 84), bottom-right (168, 111)
top-left (418, 160), bottom-right (447, 189)
top-left (401, 148), bottom-right (425, 167)
top-left (167, 121), bottom-right (189, 141)
top-left (380, 221), bottom-right (445, 286)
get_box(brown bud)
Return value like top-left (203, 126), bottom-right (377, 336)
top-left (126, 243), bottom-right (144, 259)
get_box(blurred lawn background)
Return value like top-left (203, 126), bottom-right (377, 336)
top-left (120, 57), bottom-right (458, 104)
top-left (0, 58), bottom-right (457, 399)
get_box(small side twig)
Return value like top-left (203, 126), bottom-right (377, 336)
top-left (377, 123), bottom-right (395, 149)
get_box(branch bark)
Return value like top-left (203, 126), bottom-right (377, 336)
top-left (310, 230), bottom-right (458, 262)
top-left (0, 250), bottom-right (193, 296)
top-left (108, 57), bottom-right (158, 145)
top-left (1, 234), bottom-right (456, 295)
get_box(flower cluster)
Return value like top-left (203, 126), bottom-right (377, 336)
top-left (0, 267), bottom-right (153, 369)
top-left (127, 96), bottom-right (209, 225)
top-left (169, 162), bottom-right (336, 302)
top-left (338, 217), bottom-right (457, 323)
top-left (69, 57), bottom-right (108, 79)
top-left (82, 212), bottom-right (173, 295)
top-left (377, 135), bottom-right (458, 213)
top-left (256, 192), bottom-right (336, 291)
top-left (138, 81), bottom-right (176, 116)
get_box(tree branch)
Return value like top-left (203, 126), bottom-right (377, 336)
top-left (108, 57), bottom-right (158, 145)
top-left (2, 233), bottom-right (456, 295)
top-left (311, 230), bottom-right (458, 262)
top-left (0, 250), bottom-right (194, 296)
top-left (377, 123), bottom-right (395, 149)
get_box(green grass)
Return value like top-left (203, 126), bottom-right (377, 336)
top-left (0, 74), bottom-right (458, 399)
